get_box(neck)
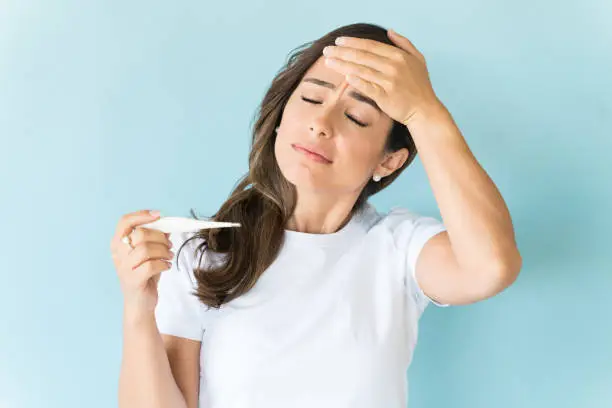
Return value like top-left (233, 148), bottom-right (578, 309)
top-left (285, 191), bottom-right (358, 234)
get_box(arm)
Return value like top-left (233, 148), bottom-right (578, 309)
top-left (318, 32), bottom-right (521, 305)
top-left (407, 104), bottom-right (523, 305)
top-left (118, 307), bottom-right (200, 408)
top-left (162, 334), bottom-right (201, 408)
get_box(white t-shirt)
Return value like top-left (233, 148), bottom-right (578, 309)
top-left (155, 201), bottom-right (448, 408)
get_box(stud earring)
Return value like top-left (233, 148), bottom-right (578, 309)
top-left (275, 127), bottom-right (279, 133)
top-left (373, 174), bottom-right (382, 182)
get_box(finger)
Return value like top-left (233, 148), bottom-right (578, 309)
top-left (345, 75), bottom-right (386, 107)
top-left (387, 29), bottom-right (425, 63)
top-left (113, 210), bottom-right (162, 245)
top-left (126, 242), bottom-right (175, 272)
top-left (324, 46), bottom-right (396, 76)
top-left (134, 258), bottom-right (173, 284)
top-left (325, 58), bottom-right (391, 94)
top-left (335, 36), bottom-right (400, 60)
top-left (152, 270), bottom-right (163, 286)
top-left (129, 227), bottom-right (172, 250)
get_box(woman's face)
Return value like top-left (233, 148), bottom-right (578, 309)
top-left (274, 55), bottom-right (407, 197)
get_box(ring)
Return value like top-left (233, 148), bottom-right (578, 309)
top-left (121, 230), bottom-right (135, 250)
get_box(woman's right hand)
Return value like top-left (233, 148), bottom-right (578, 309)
top-left (110, 210), bottom-right (175, 315)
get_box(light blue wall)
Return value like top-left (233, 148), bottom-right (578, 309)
top-left (1, 1), bottom-right (610, 407)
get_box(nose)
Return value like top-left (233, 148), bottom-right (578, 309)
top-left (309, 78), bottom-right (350, 138)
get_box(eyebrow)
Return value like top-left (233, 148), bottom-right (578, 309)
top-left (302, 77), bottom-right (381, 112)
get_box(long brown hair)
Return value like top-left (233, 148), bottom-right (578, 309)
top-left (179, 22), bottom-right (419, 309)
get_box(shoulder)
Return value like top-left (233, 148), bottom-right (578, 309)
top-left (155, 232), bottom-right (209, 340)
top-left (165, 232), bottom-right (209, 281)
top-left (383, 206), bottom-right (445, 237)
top-left (358, 203), bottom-right (443, 236)
top-left (167, 231), bottom-right (228, 279)
top-left (379, 206), bottom-right (422, 227)
top-left (169, 230), bottom-right (205, 248)
top-left (359, 204), bottom-right (446, 268)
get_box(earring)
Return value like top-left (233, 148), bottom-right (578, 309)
top-left (373, 174), bottom-right (382, 182)
top-left (275, 127), bottom-right (279, 133)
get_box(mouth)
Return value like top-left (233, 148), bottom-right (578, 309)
top-left (291, 144), bottom-right (333, 164)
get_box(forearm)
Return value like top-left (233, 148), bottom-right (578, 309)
top-left (119, 307), bottom-right (187, 408)
top-left (407, 104), bottom-right (521, 276)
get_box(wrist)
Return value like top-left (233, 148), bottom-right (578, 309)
top-left (123, 302), bottom-right (156, 327)
top-left (404, 101), bottom-right (457, 141)
top-left (403, 99), bottom-right (450, 128)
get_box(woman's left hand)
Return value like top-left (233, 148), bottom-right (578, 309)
top-left (322, 29), bottom-right (444, 126)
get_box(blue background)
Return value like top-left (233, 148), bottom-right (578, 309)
top-left (1, 1), bottom-right (610, 407)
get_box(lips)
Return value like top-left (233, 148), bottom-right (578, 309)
top-left (292, 144), bottom-right (333, 163)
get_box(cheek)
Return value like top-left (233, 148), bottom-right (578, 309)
top-left (342, 140), bottom-right (379, 170)
top-left (280, 98), bottom-right (303, 123)
top-left (273, 132), bottom-right (298, 177)
top-left (332, 144), bottom-right (379, 186)
top-left (273, 134), bottom-right (285, 166)
top-left (274, 128), bottom-right (293, 155)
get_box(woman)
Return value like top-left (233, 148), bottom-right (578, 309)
top-left (111, 22), bottom-right (522, 408)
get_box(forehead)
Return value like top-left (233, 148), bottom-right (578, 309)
top-left (299, 56), bottom-right (384, 113)
top-left (303, 56), bottom-right (347, 85)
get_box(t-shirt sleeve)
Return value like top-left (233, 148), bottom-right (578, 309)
top-left (385, 206), bottom-right (450, 313)
top-left (154, 231), bottom-right (208, 341)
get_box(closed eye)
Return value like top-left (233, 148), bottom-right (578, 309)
top-left (301, 96), bottom-right (368, 128)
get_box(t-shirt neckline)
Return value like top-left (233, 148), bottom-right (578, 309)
top-left (282, 204), bottom-right (367, 247)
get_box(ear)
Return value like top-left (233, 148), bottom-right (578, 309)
top-left (375, 147), bottom-right (410, 177)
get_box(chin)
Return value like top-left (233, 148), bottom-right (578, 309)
top-left (282, 165), bottom-right (322, 187)
top-left (275, 141), bottom-right (334, 190)
top-left (277, 160), bottom-right (334, 193)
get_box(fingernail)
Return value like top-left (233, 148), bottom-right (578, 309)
top-left (150, 210), bottom-right (161, 217)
